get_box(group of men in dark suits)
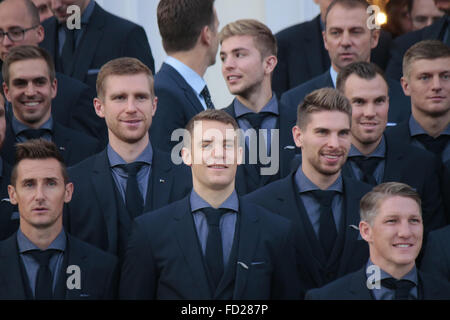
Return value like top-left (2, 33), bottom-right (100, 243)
top-left (0, 0), bottom-right (450, 301)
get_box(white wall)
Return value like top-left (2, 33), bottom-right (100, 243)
top-left (95, 0), bottom-right (319, 107)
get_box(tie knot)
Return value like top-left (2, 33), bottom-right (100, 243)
top-left (351, 156), bottom-right (382, 173)
top-left (239, 112), bottom-right (273, 130)
top-left (202, 207), bottom-right (229, 226)
top-left (381, 277), bottom-right (416, 298)
top-left (310, 190), bottom-right (335, 207)
top-left (119, 162), bottom-right (145, 176)
top-left (21, 129), bottom-right (51, 140)
top-left (415, 134), bottom-right (449, 155)
top-left (28, 249), bottom-right (59, 267)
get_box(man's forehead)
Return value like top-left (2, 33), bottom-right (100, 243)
top-left (9, 59), bottom-right (50, 78)
top-left (326, 5), bottom-right (368, 26)
top-left (16, 158), bottom-right (63, 178)
top-left (410, 57), bottom-right (450, 72)
top-left (0, 1), bottom-right (31, 27)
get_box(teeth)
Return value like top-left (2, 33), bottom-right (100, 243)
top-left (210, 165), bottom-right (225, 168)
top-left (394, 244), bottom-right (411, 248)
top-left (24, 102), bottom-right (39, 106)
top-left (228, 76), bottom-right (239, 80)
top-left (324, 155), bottom-right (338, 159)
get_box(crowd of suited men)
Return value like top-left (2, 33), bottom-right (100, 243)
top-left (0, 0), bottom-right (449, 300)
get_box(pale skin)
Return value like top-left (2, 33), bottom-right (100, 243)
top-left (181, 120), bottom-right (243, 208)
top-left (8, 158), bottom-right (73, 250)
top-left (359, 196), bottom-right (423, 279)
top-left (220, 34), bottom-right (277, 113)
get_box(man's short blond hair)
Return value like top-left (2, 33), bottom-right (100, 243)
top-left (402, 40), bottom-right (450, 78)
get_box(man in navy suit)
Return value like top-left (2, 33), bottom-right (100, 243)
top-left (421, 224), bottom-right (450, 282)
top-left (150, 0), bottom-right (220, 153)
top-left (1, 139), bottom-right (118, 300)
top-left (1, 45), bottom-right (100, 166)
top-left (306, 182), bottom-right (450, 300)
top-left (0, 0), bottom-right (104, 142)
top-left (385, 40), bottom-right (450, 221)
top-left (280, 0), bottom-right (410, 126)
top-left (273, 0), bottom-right (392, 97)
top-left (0, 94), bottom-right (17, 240)
top-left (245, 88), bottom-right (373, 298)
top-left (66, 57), bottom-right (192, 258)
top-left (40, 0), bottom-right (155, 92)
top-left (219, 19), bottom-right (298, 194)
top-left (385, 0), bottom-right (449, 81)
top-left (119, 109), bottom-right (301, 300)
top-left (337, 61), bottom-right (446, 236)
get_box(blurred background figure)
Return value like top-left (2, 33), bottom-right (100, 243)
top-left (383, 0), bottom-right (414, 37)
top-left (408, 0), bottom-right (445, 30)
top-left (30, 0), bottom-right (53, 23)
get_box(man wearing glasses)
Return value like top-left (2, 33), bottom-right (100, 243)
top-left (0, 0), bottom-right (105, 144)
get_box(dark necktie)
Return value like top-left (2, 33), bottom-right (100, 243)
top-left (310, 190), bottom-right (337, 258)
top-left (239, 112), bottom-right (274, 165)
top-left (61, 26), bottom-right (75, 74)
top-left (21, 128), bottom-right (51, 140)
top-left (415, 134), bottom-right (449, 157)
top-left (351, 156), bottom-right (382, 186)
top-left (200, 85), bottom-right (215, 109)
top-left (118, 162), bottom-right (145, 219)
top-left (381, 278), bottom-right (416, 300)
top-left (203, 207), bottom-right (228, 289)
top-left (28, 249), bottom-right (59, 300)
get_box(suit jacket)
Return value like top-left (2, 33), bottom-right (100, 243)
top-left (342, 134), bottom-right (446, 235)
top-left (385, 121), bottom-right (450, 222)
top-left (0, 161), bottom-right (18, 241)
top-left (1, 120), bottom-right (101, 167)
top-left (0, 70), bottom-right (105, 144)
top-left (280, 70), bottom-right (411, 125)
top-left (65, 148), bottom-right (192, 256)
top-left (40, 1), bottom-right (155, 90)
top-left (150, 63), bottom-right (206, 153)
top-left (244, 171), bottom-right (373, 297)
top-left (223, 100), bottom-right (298, 194)
top-left (385, 15), bottom-right (448, 81)
top-left (119, 196), bottom-right (301, 299)
top-left (305, 267), bottom-right (450, 300)
top-left (421, 225), bottom-right (450, 282)
top-left (0, 232), bottom-right (118, 300)
top-left (272, 15), bottom-right (393, 97)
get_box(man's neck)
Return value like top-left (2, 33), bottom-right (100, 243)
top-left (412, 107), bottom-right (450, 137)
top-left (371, 255), bottom-right (415, 280)
top-left (13, 111), bottom-right (51, 130)
top-left (236, 82), bottom-right (273, 113)
top-left (193, 181), bottom-right (235, 208)
top-left (108, 134), bottom-right (149, 163)
top-left (301, 161), bottom-right (341, 190)
top-left (351, 135), bottom-right (382, 156)
top-left (170, 50), bottom-right (210, 78)
top-left (20, 222), bottom-right (62, 250)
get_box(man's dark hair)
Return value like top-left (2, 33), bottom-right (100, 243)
top-left (2, 45), bottom-right (55, 85)
top-left (336, 61), bottom-right (387, 92)
top-left (157, 0), bottom-right (215, 53)
top-left (10, 139), bottom-right (69, 186)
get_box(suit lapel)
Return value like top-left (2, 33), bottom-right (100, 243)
top-left (383, 135), bottom-right (405, 182)
top-left (173, 198), bottom-right (211, 299)
top-left (301, 16), bottom-right (329, 78)
top-left (0, 235), bottom-right (27, 299)
top-left (41, 18), bottom-right (58, 61)
top-left (422, 16), bottom-right (446, 39)
top-left (71, 3), bottom-right (105, 80)
top-left (278, 102), bottom-right (297, 177)
top-left (348, 268), bottom-right (374, 299)
top-left (338, 177), bottom-right (367, 275)
top-left (2, 122), bottom-right (16, 164)
top-left (91, 151), bottom-right (119, 254)
top-left (233, 200), bottom-right (260, 299)
top-left (52, 122), bottom-right (70, 164)
top-left (64, 236), bottom-right (89, 299)
top-left (145, 150), bottom-right (172, 212)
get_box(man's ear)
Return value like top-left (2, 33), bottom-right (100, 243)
top-left (8, 185), bottom-right (18, 205)
top-left (400, 76), bottom-right (411, 97)
top-left (359, 220), bottom-right (372, 243)
top-left (292, 125), bottom-right (303, 148)
top-left (264, 55), bottom-right (278, 75)
top-left (93, 97), bottom-right (105, 118)
top-left (181, 147), bottom-right (192, 167)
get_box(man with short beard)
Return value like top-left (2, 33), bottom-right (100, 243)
top-left (337, 61), bottom-right (446, 238)
top-left (66, 57), bottom-right (191, 259)
top-left (245, 88), bottom-right (372, 298)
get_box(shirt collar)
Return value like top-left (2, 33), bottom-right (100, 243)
top-left (165, 56), bottom-right (206, 95)
top-left (366, 259), bottom-right (418, 285)
top-left (329, 66), bottom-right (338, 88)
top-left (81, 0), bottom-right (96, 25)
top-left (12, 115), bottom-right (53, 136)
top-left (190, 189), bottom-right (239, 213)
top-left (107, 141), bottom-right (153, 168)
top-left (17, 228), bottom-right (67, 254)
top-left (349, 135), bottom-right (386, 158)
top-left (233, 95), bottom-right (279, 118)
top-left (409, 114), bottom-right (450, 137)
top-left (295, 165), bottom-right (343, 194)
